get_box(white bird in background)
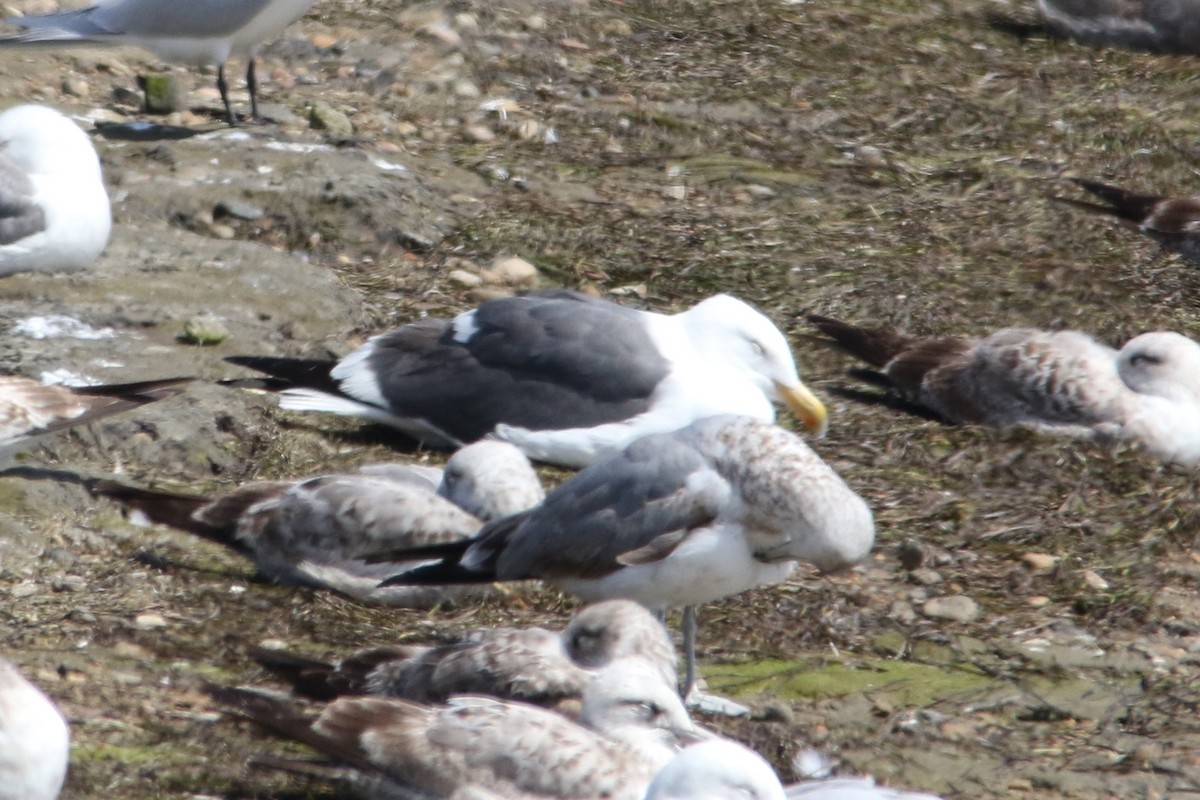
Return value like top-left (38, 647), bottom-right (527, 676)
top-left (0, 0), bottom-right (318, 124)
top-left (0, 105), bottom-right (110, 276)
top-left (0, 656), bottom-right (70, 800)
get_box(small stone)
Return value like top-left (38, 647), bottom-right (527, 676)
top-left (62, 75), bottom-right (89, 98)
top-left (888, 600), bottom-right (917, 623)
top-left (523, 14), bottom-right (547, 31)
top-left (662, 185), bottom-right (687, 200)
top-left (310, 32), bottom-right (337, 49)
top-left (52, 575), bottom-right (86, 592)
top-left (1082, 570), bottom-right (1110, 590)
top-left (516, 119), bottom-right (542, 140)
top-left (910, 568), bottom-right (943, 586)
top-left (1021, 552), bottom-right (1059, 573)
top-left (138, 72), bottom-right (186, 115)
top-left (208, 223), bottom-right (236, 240)
top-left (308, 101), bottom-right (354, 137)
top-left (854, 144), bottom-right (887, 167)
top-left (422, 21), bottom-right (462, 46)
top-left (182, 315), bottom-right (229, 346)
top-left (1027, 595), bottom-right (1051, 608)
top-left (481, 256), bottom-right (539, 288)
top-left (599, 18), bottom-right (633, 36)
top-left (922, 595), bottom-right (980, 623)
top-left (10, 582), bottom-right (37, 598)
top-left (465, 125), bottom-right (495, 143)
top-left (134, 613), bottom-right (168, 630)
top-left (454, 79), bottom-right (481, 99)
top-left (896, 540), bottom-right (925, 571)
top-left (214, 199), bottom-right (265, 221)
top-left (453, 13), bottom-right (479, 31)
top-left (446, 269), bottom-right (484, 288)
top-left (257, 639), bottom-right (288, 651)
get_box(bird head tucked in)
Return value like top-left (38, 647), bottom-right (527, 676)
top-left (1118, 331), bottom-right (1200, 406)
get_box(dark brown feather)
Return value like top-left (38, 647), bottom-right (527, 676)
top-left (807, 314), bottom-right (917, 368)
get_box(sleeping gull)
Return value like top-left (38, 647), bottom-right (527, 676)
top-left (0, 0), bottom-right (318, 124)
top-left (214, 658), bottom-right (704, 800)
top-left (251, 599), bottom-right (677, 714)
top-left (0, 105), bottom-right (110, 276)
top-left (225, 290), bottom-right (829, 468)
top-left (0, 656), bottom-right (70, 800)
top-left (90, 440), bottom-right (544, 608)
top-left (1056, 178), bottom-right (1200, 267)
top-left (0, 374), bottom-right (191, 446)
top-left (809, 315), bottom-right (1200, 465)
top-left (373, 415), bottom-right (875, 700)
top-left (647, 740), bottom-right (945, 800)
top-left (1036, 0), bottom-right (1200, 55)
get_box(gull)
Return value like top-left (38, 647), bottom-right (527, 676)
top-left (1056, 178), bottom-right (1200, 267)
top-left (251, 599), bottom-right (677, 715)
top-left (0, 656), bottom-right (70, 800)
top-left (225, 290), bottom-right (829, 468)
top-left (0, 104), bottom-right (110, 276)
top-left (373, 415), bottom-right (875, 699)
top-left (214, 658), bottom-right (705, 800)
top-left (1036, 0), bottom-right (1200, 55)
top-left (0, 374), bottom-right (191, 446)
top-left (90, 440), bottom-right (544, 608)
top-left (647, 740), bottom-right (945, 800)
top-left (0, 0), bottom-right (319, 124)
top-left (810, 315), bottom-right (1200, 465)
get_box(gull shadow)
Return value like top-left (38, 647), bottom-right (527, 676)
top-left (93, 120), bottom-right (212, 141)
top-left (827, 377), bottom-right (949, 424)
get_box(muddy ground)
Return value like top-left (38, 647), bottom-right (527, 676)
top-left (2, 0), bottom-right (1200, 797)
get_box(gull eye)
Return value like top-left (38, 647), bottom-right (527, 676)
top-left (750, 340), bottom-right (766, 356)
top-left (1130, 352), bottom-right (1163, 368)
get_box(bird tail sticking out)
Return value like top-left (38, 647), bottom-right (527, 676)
top-left (222, 356), bottom-right (341, 393)
top-left (807, 315), bottom-right (916, 369)
top-left (1055, 178), bottom-right (1162, 225)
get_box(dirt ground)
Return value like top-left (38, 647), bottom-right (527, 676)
top-left (3, 0), bottom-right (1200, 797)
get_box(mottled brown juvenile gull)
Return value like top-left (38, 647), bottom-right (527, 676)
top-left (226, 290), bottom-right (828, 468)
top-left (1036, 0), bottom-right (1200, 55)
top-left (91, 440), bottom-right (543, 608)
top-left (215, 658), bottom-right (704, 800)
top-left (810, 316), bottom-right (1200, 465)
top-left (0, 105), bottom-right (110, 276)
top-left (0, 0), bottom-right (317, 123)
top-left (252, 599), bottom-right (677, 714)
top-left (647, 740), bottom-right (945, 800)
top-left (0, 656), bottom-right (70, 800)
top-left (1056, 178), bottom-right (1200, 267)
top-left (0, 374), bottom-right (191, 446)
top-left (374, 415), bottom-right (875, 698)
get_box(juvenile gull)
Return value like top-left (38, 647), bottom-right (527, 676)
top-left (0, 656), bottom-right (70, 800)
top-left (1036, 0), bottom-right (1200, 55)
top-left (1056, 178), bottom-right (1200, 267)
top-left (226, 290), bottom-right (828, 468)
top-left (647, 740), bottom-right (945, 800)
top-left (810, 315), bottom-right (1200, 465)
top-left (0, 105), bottom-right (110, 276)
top-left (0, 0), bottom-right (318, 123)
top-left (252, 599), bottom-right (677, 714)
top-left (214, 658), bottom-right (704, 800)
top-left (0, 374), bottom-right (191, 445)
top-left (91, 440), bottom-right (543, 608)
top-left (374, 415), bottom-right (875, 697)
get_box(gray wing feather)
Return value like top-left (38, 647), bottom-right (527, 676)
top-left (0, 157), bottom-right (44, 245)
top-left (4, 0), bottom-right (275, 41)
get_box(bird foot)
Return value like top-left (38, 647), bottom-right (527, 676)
top-left (685, 688), bottom-right (750, 717)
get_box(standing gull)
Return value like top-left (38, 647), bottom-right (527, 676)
top-left (225, 290), bottom-right (829, 468)
top-left (0, 105), bottom-right (110, 276)
top-left (1056, 178), bottom-right (1200, 267)
top-left (1036, 0), bottom-right (1200, 55)
top-left (252, 599), bottom-right (677, 714)
top-left (373, 415), bottom-right (875, 698)
top-left (214, 658), bottom-right (704, 800)
top-left (809, 315), bottom-right (1200, 465)
top-left (0, 0), bottom-right (318, 123)
top-left (0, 656), bottom-right (70, 800)
top-left (90, 440), bottom-right (544, 608)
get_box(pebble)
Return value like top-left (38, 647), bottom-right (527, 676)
top-left (481, 256), bottom-right (539, 287)
top-left (447, 268), bottom-right (484, 288)
top-left (922, 595), bottom-right (980, 623)
top-left (1027, 595), bottom-right (1051, 608)
top-left (909, 567), bottom-right (943, 586)
top-left (10, 582), bottom-right (37, 598)
top-left (888, 600), bottom-right (917, 624)
top-left (662, 185), bottom-right (688, 200)
top-left (1082, 570), bottom-right (1110, 590)
top-left (134, 613), bottom-right (168, 630)
top-left (61, 75), bottom-right (89, 98)
top-left (138, 72), bottom-right (185, 114)
top-left (896, 539), bottom-right (925, 571)
top-left (182, 315), bottom-right (229, 346)
top-left (208, 223), bottom-right (237, 240)
top-left (465, 124), bottom-right (496, 143)
top-left (215, 199), bottom-right (265, 221)
top-left (52, 575), bottom-right (86, 592)
top-left (1021, 552), bottom-right (1059, 573)
top-left (524, 14), bottom-right (547, 31)
top-left (308, 101), bottom-right (354, 137)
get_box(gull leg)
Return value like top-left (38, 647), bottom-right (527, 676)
top-left (246, 58), bottom-right (260, 121)
top-left (217, 64), bottom-right (237, 125)
top-left (680, 604), bottom-right (697, 698)
top-left (681, 605), bottom-right (750, 718)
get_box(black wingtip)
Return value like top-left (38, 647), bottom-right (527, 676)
top-left (223, 356), bottom-right (341, 394)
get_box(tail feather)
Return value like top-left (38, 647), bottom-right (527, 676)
top-left (69, 376), bottom-right (194, 399)
top-left (249, 646), bottom-right (346, 702)
top-left (19, 377), bottom-right (194, 440)
top-left (1067, 178), bottom-right (1161, 223)
top-left (807, 314), bottom-right (915, 368)
top-left (89, 479), bottom-right (238, 549)
top-left (224, 356), bottom-right (341, 394)
top-left (377, 558), bottom-right (493, 587)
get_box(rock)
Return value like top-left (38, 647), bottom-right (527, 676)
top-left (446, 269), bottom-right (484, 288)
top-left (481, 256), bottom-right (539, 287)
top-left (465, 124), bottom-right (495, 143)
top-left (896, 539), bottom-right (925, 571)
top-left (61, 75), bottom-right (89, 98)
top-left (134, 613), bottom-right (168, 630)
top-left (138, 72), bottom-right (186, 114)
top-left (910, 568), bottom-right (943, 585)
top-left (181, 315), bottom-right (229, 346)
top-left (1082, 570), bottom-right (1110, 590)
top-left (214, 200), bottom-right (265, 221)
top-left (1027, 595), bottom-right (1051, 608)
top-left (524, 14), bottom-right (548, 31)
top-left (922, 595), bottom-right (980, 623)
top-left (52, 575), bottom-right (86, 592)
top-left (308, 101), bottom-right (354, 137)
top-left (1021, 552), bottom-right (1060, 573)
top-left (662, 185), bottom-right (687, 200)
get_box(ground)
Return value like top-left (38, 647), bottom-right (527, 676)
top-left (2, 0), bottom-right (1200, 797)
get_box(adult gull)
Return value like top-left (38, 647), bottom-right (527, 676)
top-left (810, 315), bottom-right (1200, 465)
top-left (0, 105), bottom-right (110, 276)
top-left (0, 656), bottom-right (70, 800)
top-left (91, 440), bottom-right (544, 608)
top-left (373, 415), bottom-right (875, 699)
top-left (252, 599), bottom-right (677, 714)
top-left (1056, 178), bottom-right (1200, 267)
top-left (0, 0), bottom-right (318, 123)
top-left (225, 290), bottom-right (828, 468)
top-left (1036, 0), bottom-right (1200, 55)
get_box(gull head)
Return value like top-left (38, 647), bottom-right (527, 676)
top-left (1118, 332), bottom-right (1200, 405)
top-left (0, 105), bottom-right (101, 180)
top-left (580, 659), bottom-right (705, 764)
top-left (437, 440), bottom-right (545, 520)
top-left (684, 295), bottom-right (827, 436)
top-left (645, 739), bottom-right (787, 800)
top-left (563, 600), bottom-right (677, 686)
